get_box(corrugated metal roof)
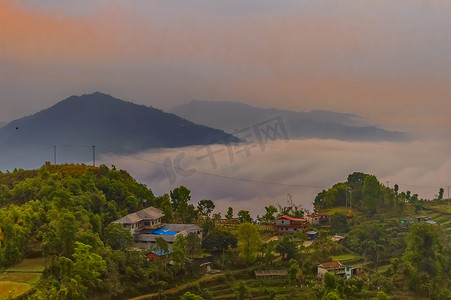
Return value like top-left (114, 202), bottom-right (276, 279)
top-left (319, 261), bottom-right (344, 270)
top-left (113, 206), bottom-right (164, 224)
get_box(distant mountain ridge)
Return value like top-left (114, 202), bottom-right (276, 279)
top-left (0, 92), bottom-right (239, 170)
top-left (170, 100), bottom-right (408, 142)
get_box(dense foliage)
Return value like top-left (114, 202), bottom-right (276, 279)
top-left (1, 166), bottom-right (450, 300)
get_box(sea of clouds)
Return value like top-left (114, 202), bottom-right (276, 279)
top-left (98, 138), bottom-right (451, 217)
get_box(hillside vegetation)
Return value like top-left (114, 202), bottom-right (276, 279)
top-left (0, 166), bottom-right (450, 300)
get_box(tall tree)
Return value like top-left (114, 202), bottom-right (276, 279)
top-left (225, 207), bottom-right (234, 221)
top-left (172, 234), bottom-right (187, 274)
top-left (72, 241), bottom-right (107, 293)
top-left (236, 222), bottom-right (261, 264)
top-left (103, 223), bottom-right (134, 250)
top-left (170, 186), bottom-right (191, 212)
top-left (362, 175), bottom-right (382, 213)
top-left (262, 205), bottom-right (278, 224)
top-left (288, 258), bottom-right (300, 285)
top-left (202, 229), bottom-right (237, 252)
top-left (275, 236), bottom-right (298, 260)
top-left (155, 237), bottom-right (169, 256)
top-left (237, 210), bottom-right (252, 223)
top-left (159, 194), bottom-right (173, 222)
top-left (186, 232), bottom-right (202, 258)
top-left (197, 199), bottom-right (215, 219)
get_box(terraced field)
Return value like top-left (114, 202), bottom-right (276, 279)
top-left (426, 207), bottom-right (451, 234)
top-left (0, 257), bottom-right (46, 298)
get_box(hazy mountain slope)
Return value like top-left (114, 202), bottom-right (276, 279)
top-left (0, 92), bottom-right (239, 170)
top-left (170, 100), bottom-right (407, 142)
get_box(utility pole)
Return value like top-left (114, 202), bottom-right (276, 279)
top-left (92, 145), bottom-right (96, 167)
top-left (350, 190), bottom-right (352, 209)
top-left (447, 186), bottom-right (450, 205)
top-left (53, 145), bottom-right (57, 165)
top-left (345, 188), bottom-right (349, 207)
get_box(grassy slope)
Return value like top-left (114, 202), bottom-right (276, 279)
top-left (0, 258), bottom-right (46, 298)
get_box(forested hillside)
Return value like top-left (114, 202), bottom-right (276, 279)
top-left (0, 163), bottom-right (163, 299)
top-left (1, 166), bottom-right (450, 300)
top-left (0, 92), bottom-right (240, 171)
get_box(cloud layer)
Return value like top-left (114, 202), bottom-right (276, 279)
top-left (98, 139), bottom-right (451, 216)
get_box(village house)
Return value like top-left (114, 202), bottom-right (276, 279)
top-left (146, 249), bottom-right (171, 262)
top-left (306, 212), bottom-right (329, 225)
top-left (317, 261), bottom-right (357, 279)
top-left (274, 215), bottom-right (308, 235)
top-left (331, 235), bottom-right (346, 243)
top-left (113, 206), bottom-right (202, 250)
top-left (113, 206), bottom-right (164, 234)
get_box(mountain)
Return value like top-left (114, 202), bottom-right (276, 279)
top-left (0, 92), bottom-right (239, 170)
top-left (170, 100), bottom-right (408, 142)
top-left (0, 122), bottom-right (7, 129)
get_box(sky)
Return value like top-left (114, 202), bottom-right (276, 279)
top-left (1, 0), bottom-right (450, 214)
top-left (1, 0), bottom-right (450, 136)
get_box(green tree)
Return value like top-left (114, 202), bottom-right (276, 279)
top-left (225, 207), bottom-right (233, 220)
top-left (72, 241), bottom-right (107, 291)
top-left (362, 175), bottom-right (382, 213)
top-left (365, 240), bottom-right (384, 271)
top-left (103, 223), bottom-right (134, 250)
top-left (237, 210), bottom-right (252, 223)
top-left (275, 236), bottom-right (298, 260)
top-left (170, 186), bottom-right (191, 211)
top-left (288, 258), bottom-right (300, 285)
top-left (374, 291), bottom-right (390, 300)
top-left (330, 213), bottom-right (349, 233)
top-left (322, 291), bottom-right (342, 300)
top-left (160, 194), bottom-right (173, 222)
top-left (262, 205), bottom-right (278, 224)
top-left (197, 199), bottom-right (215, 219)
top-left (236, 223), bottom-right (261, 264)
top-left (324, 272), bottom-right (336, 291)
top-left (202, 229), bottom-right (237, 252)
top-left (172, 234), bottom-right (187, 274)
top-left (236, 281), bottom-right (248, 300)
top-left (438, 188), bottom-right (444, 200)
top-left (41, 209), bottom-right (78, 257)
top-left (403, 222), bottom-right (444, 278)
top-left (155, 237), bottom-right (169, 256)
top-left (186, 232), bottom-right (202, 258)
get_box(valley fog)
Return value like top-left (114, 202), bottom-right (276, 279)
top-left (99, 138), bottom-right (451, 217)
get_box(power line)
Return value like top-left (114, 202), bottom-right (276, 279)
top-left (390, 182), bottom-right (446, 189)
top-left (96, 146), bottom-right (327, 189)
top-left (1, 144), bottom-right (448, 193)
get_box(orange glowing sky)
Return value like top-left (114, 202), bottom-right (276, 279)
top-left (1, 0), bottom-right (450, 137)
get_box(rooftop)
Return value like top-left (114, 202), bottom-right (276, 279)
top-left (113, 206), bottom-right (164, 224)
top-left (319, 261), bottom-right (345, 270)
top-left (276, 215), bottom-right (306, 222)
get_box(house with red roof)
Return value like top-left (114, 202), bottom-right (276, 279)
top-left (274, 215), bottom-right (308, 235)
